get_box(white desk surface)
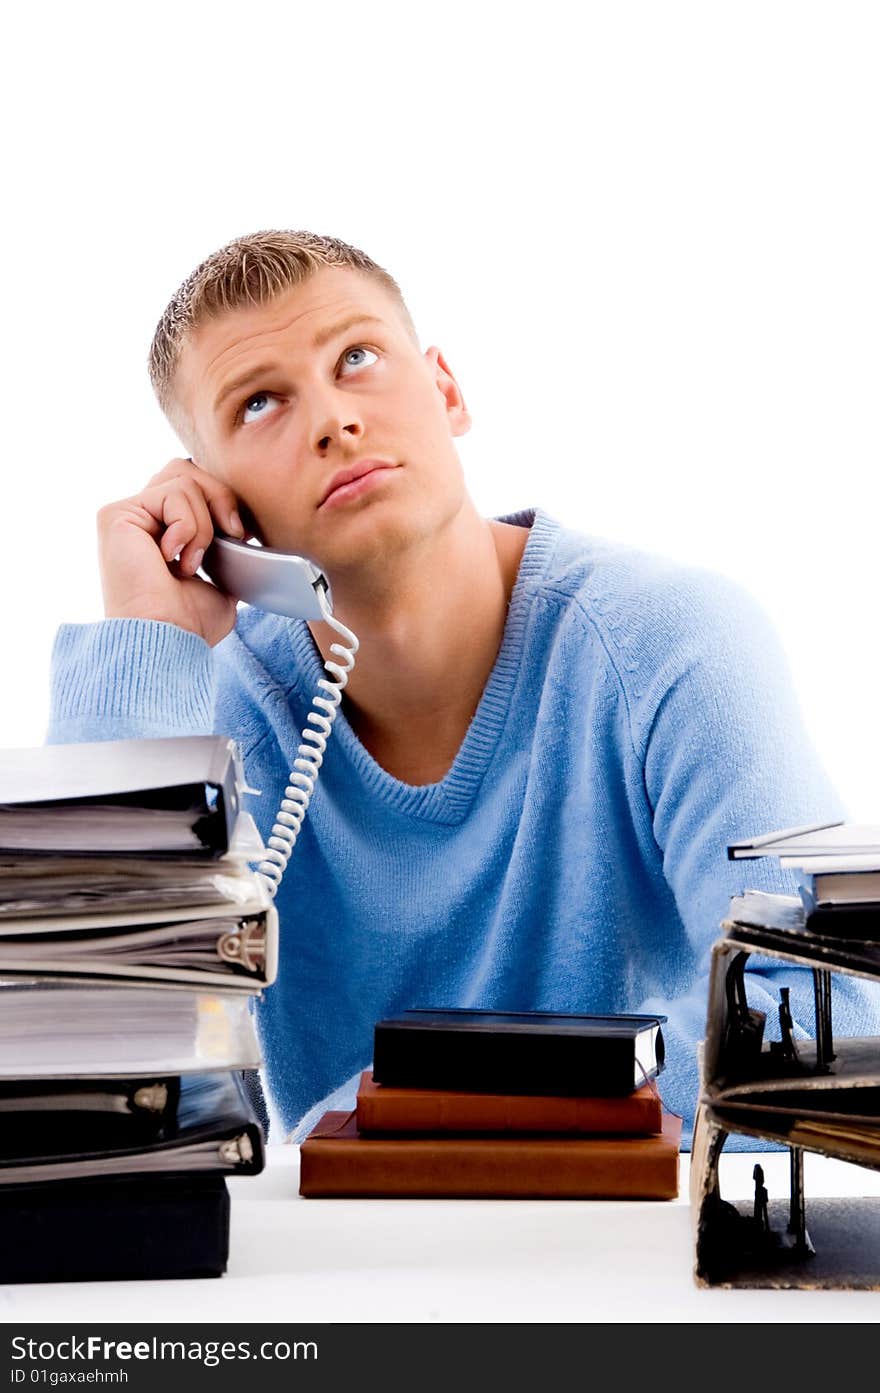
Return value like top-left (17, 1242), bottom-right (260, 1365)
top-left (2, 1146), bottom-right (880, 1324)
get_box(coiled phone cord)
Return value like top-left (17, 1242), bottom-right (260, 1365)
top-left (256, 584), bottom-right (359, 898)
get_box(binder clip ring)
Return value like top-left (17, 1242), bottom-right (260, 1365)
top-left (217, 920), bottom-right (266, 973)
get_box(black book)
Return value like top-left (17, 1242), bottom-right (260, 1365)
top-left (372, 1008), bottom-right (666, 1097)
top-left (0, 1071), bottom-right (264, 1185)
top-left (0, 1174), bottom-right (230, 1283)
top-left (0, 735), bottom-right (246, 857)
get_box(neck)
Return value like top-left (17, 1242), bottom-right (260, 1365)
top-left (308, 503), bottom-right (529, 783)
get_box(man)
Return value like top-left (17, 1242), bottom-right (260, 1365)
top-left (47, 229), bottom-right (878, 1144)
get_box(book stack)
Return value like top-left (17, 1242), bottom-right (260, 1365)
top-left (692, 821), bottom-right (880, 1289)
top-left (0, 734), bottom-right (277, 1283)
top-left (726, 819), bottom-right (880, 939)
top-left (299, 1008), bottom-right (681, 1198)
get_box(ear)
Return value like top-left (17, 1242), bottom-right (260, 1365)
top-left (424, 346), bottom-right (472, 438)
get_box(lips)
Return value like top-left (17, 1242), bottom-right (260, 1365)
top-left (319, 459), bottom-right (397, 508)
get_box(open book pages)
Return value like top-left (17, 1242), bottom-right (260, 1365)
top-left (0, 980), bottom-right (262, 1078)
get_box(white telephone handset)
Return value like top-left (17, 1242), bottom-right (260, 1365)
top-left (200, 533), bottom-right (359, 898)
top-left (202, 533), bottom-right (332, 622)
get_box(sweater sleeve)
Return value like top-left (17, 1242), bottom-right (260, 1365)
top-left (621, 569), bottom-right (880, 1145)
top-left (47, 619), bottom-right (216, 743)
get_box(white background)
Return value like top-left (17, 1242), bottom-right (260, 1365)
top-left (2, 1), bottom-right (878, 815)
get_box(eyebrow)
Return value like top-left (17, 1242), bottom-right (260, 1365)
top-left (211, 314), bottom-right (387, 417)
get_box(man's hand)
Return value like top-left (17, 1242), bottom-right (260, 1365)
top-left (98, 458), bottom-right (250, 647)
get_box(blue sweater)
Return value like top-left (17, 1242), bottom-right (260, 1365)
top-left (47, 508), bottom-right (880, 1145)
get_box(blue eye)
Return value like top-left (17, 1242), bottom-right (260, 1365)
top-left (242, 393), bottom-right (278, 425)
top-left (340, 346), bottom-right (378, 373)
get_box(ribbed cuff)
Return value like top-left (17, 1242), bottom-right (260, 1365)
top-left (48, 619), bottom-right (215, 742)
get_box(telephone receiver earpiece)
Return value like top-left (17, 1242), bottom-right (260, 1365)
top-left (200, 533), bottom-right (331, 623)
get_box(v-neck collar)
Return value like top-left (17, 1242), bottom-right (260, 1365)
top-left (283, 507), bottom-right (560, 824)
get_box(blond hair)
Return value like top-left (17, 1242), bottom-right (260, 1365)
top-left (148, 229), bottom-right (419, 433)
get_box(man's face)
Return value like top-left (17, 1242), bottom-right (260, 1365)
top-left (174, 266), bottom-right (472, 575)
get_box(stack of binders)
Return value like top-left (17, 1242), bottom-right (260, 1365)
top-left (692, 821), bottom-right (880, 1288)
top-left (299, 1008), bottom-right (681, 1198)
top-left (0, 734), bottom-right (278, 1282)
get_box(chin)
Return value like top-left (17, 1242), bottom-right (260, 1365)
top-left (316, 500), bottom-right (437, 575)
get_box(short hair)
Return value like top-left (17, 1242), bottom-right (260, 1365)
top-left (147, 229), bottom-right (419, 432)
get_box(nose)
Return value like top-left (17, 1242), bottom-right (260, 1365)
top-left (311, 388), bottom-right (365, 456)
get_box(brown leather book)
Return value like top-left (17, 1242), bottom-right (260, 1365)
top-left (299, 1110), bottom-right (681, 1199)
top-left (355, 1070), bottom-right (663, 1135)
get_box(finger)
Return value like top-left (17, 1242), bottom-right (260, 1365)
top-left (189, 458), bottom-right (246, 538)
top-left (134, 478), bottom-right (232, 575)
top-left (175, 479), bottom-right (220, 575)
top-left (157, 487), bottom-right (200, 566)
top-left (148, 457), bottom-right (245, 537)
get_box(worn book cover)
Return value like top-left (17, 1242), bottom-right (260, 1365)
top-left (299, 1108), bottom-right (681, 1198)
top-left (355, 1070), bottom-right (663, 1135)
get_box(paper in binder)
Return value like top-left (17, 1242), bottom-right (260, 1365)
top-left (0, 895), bottom-right (279, 990)
top-left (0, 979), bottom-right (262, 1080)
top-left (0, 734), bottom-right (251, 856)
top-left (0, 849), bottom-right (266, 920)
